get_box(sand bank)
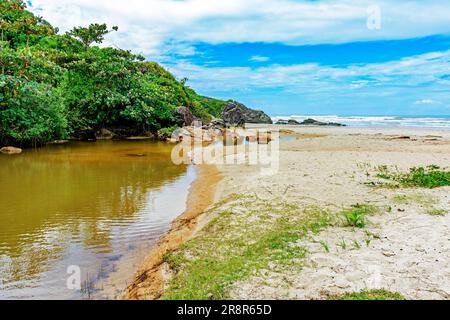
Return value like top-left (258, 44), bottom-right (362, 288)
top-left (126, 126), bottom-right (450, 300)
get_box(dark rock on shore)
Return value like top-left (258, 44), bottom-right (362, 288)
top-left (222, 101), bottom-right (273, 126)
top-left (71, 129), bottom-right (97, 141)
top-left (276, 118), bottom-right (346, 127)
top-left (204, 118), bottom-right (228, 130)
top-left (301, 118), bottom-right (346, 126)
top-left (174, 106), bottom-right (195, 127)
top-left (96, 128), bottom-right (115, 140)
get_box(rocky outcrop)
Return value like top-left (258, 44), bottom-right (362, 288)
top-left (276, 118), bottom-right (346, 127)
top-left (204, 118), bottom-right (228, 131)
top-left (0, 146), bottom-right (22, 155)
top-left (300, 118), bottom-right (346, 127)
top-left (174, 106), bottom-right (195, 127)
top-left (222, 101), bottom-right (272, 126)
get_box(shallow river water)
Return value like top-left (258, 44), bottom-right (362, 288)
top-left (0, 140), bottom-right (194, 299)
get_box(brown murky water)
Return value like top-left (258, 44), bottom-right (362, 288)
top-left (0, 141), bottom-right (194, 300)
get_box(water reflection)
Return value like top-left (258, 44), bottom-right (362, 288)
top-left (0, 141), bottom-right (192, 299)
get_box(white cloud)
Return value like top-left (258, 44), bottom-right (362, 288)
top-left (414, 99), bottom-right (442, 105)
top-left (167, 50), bottom-right (450, 95)
top-left (29, 0), bottom-right (450, 55)
top-left (249, 55), bottom-right (270, 62)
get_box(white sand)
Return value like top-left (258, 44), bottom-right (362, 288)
top-left (212, 126), bottom-right (450, 300)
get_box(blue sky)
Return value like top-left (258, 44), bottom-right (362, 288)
top-left (29, 0), bottom-right (450, 116)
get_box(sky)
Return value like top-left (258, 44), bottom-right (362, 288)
top-left (28, 0), bottom-right (450, 116)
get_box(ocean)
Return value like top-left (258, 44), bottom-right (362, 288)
top-left (271, 115), bottom-right (450, 130)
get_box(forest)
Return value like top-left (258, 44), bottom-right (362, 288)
top-left (0, 0), bottom-right (228, 147)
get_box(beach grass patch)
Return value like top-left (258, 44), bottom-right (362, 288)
top-left (161, 196), bottom-right (335, 300)
top-left (376, 165), bottom-right (450, 189)
top-left (330, 290), bottom-right (406, 300)
top-left (426, 208), bottom-right (448, 216)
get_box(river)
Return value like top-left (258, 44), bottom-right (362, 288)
top-left (0, 140), bottom-right (195, 300)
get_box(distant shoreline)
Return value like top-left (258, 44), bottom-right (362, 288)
top-left (270, 115), bottom-right (450, 130)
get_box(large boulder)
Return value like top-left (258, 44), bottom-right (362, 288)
top-left (205, 118), bottom-right (227, 130)
top-left (222, 101), bottom-right (272, 127)
top-left (174, 106), bottom-right (195, 127)
top-left (0, 146), bottom-right (22, 155)
top-left (96, 128), bottom-right (115, 140)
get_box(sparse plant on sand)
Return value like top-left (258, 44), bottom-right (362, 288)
top-left (353, 240), bottom-right (361, 249)
top-left (338, 238), bottom-right (347, 250)
top-left (426, 208), bottom-right (448, 216)
top-left (376, 165), bottom-right (450, 189)
top-left (320, 241), bottom-right (330, 253)
top-left (341, 204), bottom-right (379, 228)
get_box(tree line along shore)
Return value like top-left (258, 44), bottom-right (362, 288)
top-left (0, 0), bottom-right (272, 149)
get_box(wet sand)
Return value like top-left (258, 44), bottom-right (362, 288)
top-left (123, 165), bottom-right (222, 299)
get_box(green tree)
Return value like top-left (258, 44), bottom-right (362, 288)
top-left (66, 23), bottom-right (118, 47)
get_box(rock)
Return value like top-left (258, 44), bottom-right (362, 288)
top-left (125, 136), bottom-right (153, 141)
top-left (206, 118), bottom-right (227, 130)
top-left (96, 128), bottom-right (115, 140)
top-left (222, 102), bottom-right (245, 127)
top-left (71, 129), bottom-right (97, 141)
top-left (382, 250), bottom-right (396, 257)
top-left (48, 140), bottom-right (69, 145)
top-left (167, 138), bottom-right (178, 144)
top-left (277, 118), bottom-right (346, 127)
top-left (0, 146), bottom-right (22, 155)
top-left (222, 101), bottom-right (272, 127)
top-left (174, 106), bottom-right (195, 127)
top-left (299, 118), bottom-right (346, 127)
top-left (301, 118), bottom-right (321, 125)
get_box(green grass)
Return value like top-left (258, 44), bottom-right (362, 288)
top-left (161, 199), bottom-right (384, 300)
top-left (330, 290), bottom-right (406, 300)
top-left (376, 165), bottom-right (450, 189)
top-left (340, 204), bottom-right (379, 228)
top-left (161, 196), bottom-right (336, 300)
top-left (426, 208), bottom-right (448, 216)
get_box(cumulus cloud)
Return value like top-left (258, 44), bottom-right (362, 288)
top-left (29, 0), bottom-right (450, 55)
top-left (167, 50), bottom-right (450, 94)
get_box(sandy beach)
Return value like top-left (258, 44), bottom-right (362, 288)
top-left (125, 125), bottom-right (450, 300)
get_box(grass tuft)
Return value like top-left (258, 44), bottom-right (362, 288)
top-left (340, 204), bottom-right (379, 228)
top-left (330, 290), bottom-right (406, 300)
top-left (376, 165), bottom-right (450, 189)
top-left (426, 208), bottom-right (448, 216)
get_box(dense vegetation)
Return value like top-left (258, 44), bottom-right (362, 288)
top-left (0, 0), bottom-right (227, 146)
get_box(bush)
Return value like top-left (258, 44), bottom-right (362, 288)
top-left (0, 75), bottom-right (67, 146)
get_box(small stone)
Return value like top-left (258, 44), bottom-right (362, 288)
top-left (382, 250), bottom-right (396, 257)
top-left (0, 146), bottom-right (22, 155)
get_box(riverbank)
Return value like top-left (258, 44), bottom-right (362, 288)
top-left (123, 164), bottom-right (222, 299)
top-left (126, 125), bottom-right (450, 300)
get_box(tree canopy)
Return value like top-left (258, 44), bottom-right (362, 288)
top-left (0, 0), bottom-right (227, 146)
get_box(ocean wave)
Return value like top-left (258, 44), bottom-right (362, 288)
top-left (271, 115), bottom-right (450, 129)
